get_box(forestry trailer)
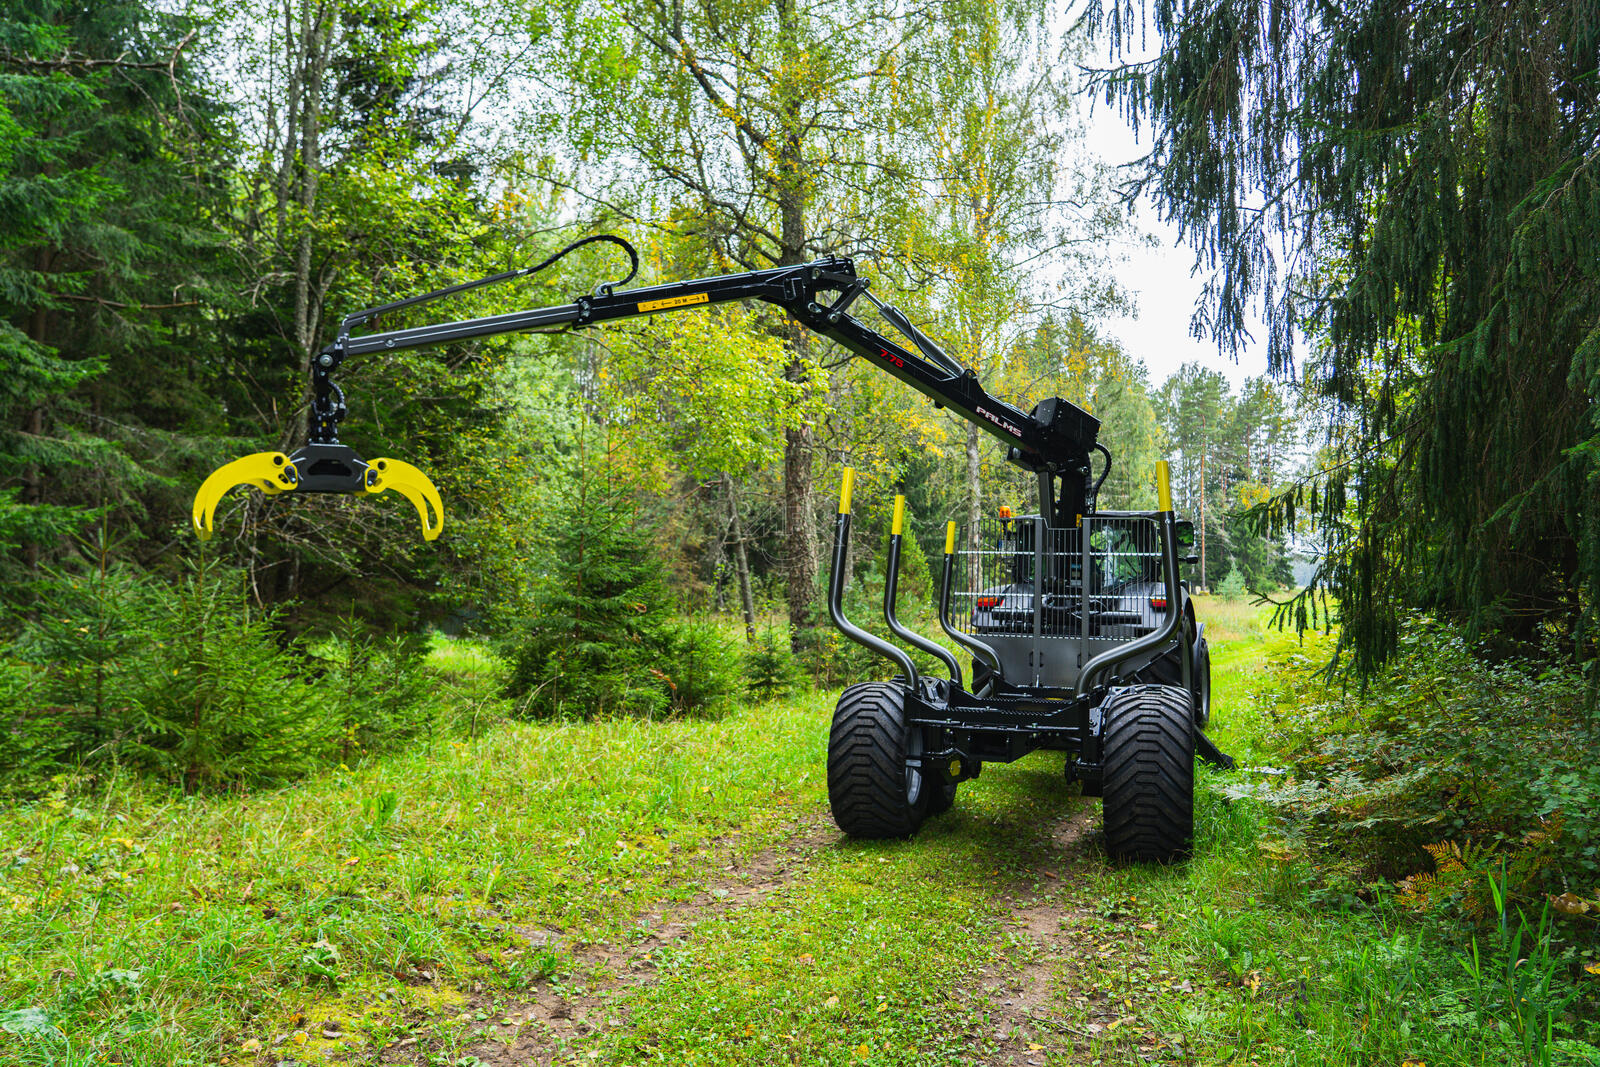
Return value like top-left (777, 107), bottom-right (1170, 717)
top-left (192, 235), bottom-right (1234, 862)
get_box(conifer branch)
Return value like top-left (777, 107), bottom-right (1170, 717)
top-left (1, 28), bottom-right (197, 74)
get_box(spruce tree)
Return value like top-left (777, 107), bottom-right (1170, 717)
top-left (504, 440), bottom-right (680, 719)
top-left (0, 1), bottom-right (229, 595)
top-left (1094, 0), bottom-right (1600, 668)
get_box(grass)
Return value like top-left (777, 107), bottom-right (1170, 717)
top-left (3, 600), bottom-right (1592, 1065)
top-left (1088, 598), bottom-right (1600, 1066)
top-left (424, 634), bottom-right (508, 680)
top-left (0, 683), bottom-right (831, 1065)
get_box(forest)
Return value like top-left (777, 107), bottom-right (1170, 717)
top-left (1, 0), bottom-right (1597, 1064)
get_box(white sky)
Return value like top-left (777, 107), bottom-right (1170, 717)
top-left (1074, 47), bottom-right (1270, 390)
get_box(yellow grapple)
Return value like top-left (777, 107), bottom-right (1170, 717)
top-left (192, 443), bottom-right (443, 542)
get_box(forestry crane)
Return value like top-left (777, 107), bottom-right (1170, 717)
top-left (193, 235), bottom-right (1232, 861)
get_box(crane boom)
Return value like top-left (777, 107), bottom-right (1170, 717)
top-left (194, 237), bottom-right (1107, 539)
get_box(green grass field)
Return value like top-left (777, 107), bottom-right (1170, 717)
top-left (1, 600), bottom-right (1580, 1066)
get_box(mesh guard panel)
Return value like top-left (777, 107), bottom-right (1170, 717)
top-left (950, 514), bottom-right (1169, 687)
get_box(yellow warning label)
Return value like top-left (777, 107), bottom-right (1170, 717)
top-left (637, 292), bottom-right (709, 313)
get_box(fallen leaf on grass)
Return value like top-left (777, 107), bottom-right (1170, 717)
top-left (1585, 961), bottom-right (1600, 976)
top-left (1552, 893), bottom-right (1591, 915)
top-left (875, 1002), bottom-right (888, 1013)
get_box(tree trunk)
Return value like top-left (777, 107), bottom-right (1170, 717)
top-left (1198, 449), bottom-right (1208, 590)
top-left (21, 244), bottom-right (53, 574)
top-left (965, 421), bottom-right (982, 552)
top-left (723, 472), bottom-right (758, 641)
top-left (257, 1), bottom-right (335, 602)
top-left (775, 0), bottom-right (817, 650)
top-left (782, 416), bottom-right (816, 644)
top-left (290, 1), bottom-right (332, 437)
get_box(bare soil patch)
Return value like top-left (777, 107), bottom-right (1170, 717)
top-left (958, 801), bottom-right (1105, 1066)
top-left (377, 814), bottom-right (834, 1066)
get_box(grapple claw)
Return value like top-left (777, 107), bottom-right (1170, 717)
top-left (363, 458), bottom-right (444, 541)
top-left (192, 451), bottom-right (299, 540)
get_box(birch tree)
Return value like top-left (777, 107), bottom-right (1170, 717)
top-left (530, 0), bottom-right (933, 641)
top-left (896, 0), bottom-right (1123, 544)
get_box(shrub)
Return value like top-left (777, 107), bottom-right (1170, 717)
top-left (1, 552), bottom-right (454, 792)
top-left (4, 555), bottom-right (332, 791)
top-left (1234, 618), bottom-right (1599, 917)
top-left (792, 551), bottom-right (958, 689)
top-left (794, 623), bottom-right (881, 689)
top-left (424, 635), bottom-right (513, 737)
top-left (660, 619), bottom-right (745, 716)
top-left (793, 564), bottom-right (892, 687)
top-left (311, 626), bottom-right (432, 762)
top-left (503, 483), bottom-right (682, 719)
top-left (744, 627), bottom-right (804, 699)
top-left (115, 559), bottom-right (330, 791)
top-left (1216, 569), bottom-right (1249, 600)
top-left (0, 656), bottom-right (55, 783)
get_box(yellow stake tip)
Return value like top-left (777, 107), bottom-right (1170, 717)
top-left (1156, 459), bottom-right (1173, 512)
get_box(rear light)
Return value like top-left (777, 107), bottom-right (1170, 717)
top-left (1150, 596), bottom-right (1169, 611)
top-left (976, 596), bottom-right (1003, 609)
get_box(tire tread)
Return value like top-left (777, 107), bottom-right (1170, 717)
top-left (1101, 684), bottom-right (1194, 862)
top-left (827, 682), bottom-right (924, 838)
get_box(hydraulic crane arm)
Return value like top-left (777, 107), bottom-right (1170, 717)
top-left (193, 236), bottom-right (1107, 540)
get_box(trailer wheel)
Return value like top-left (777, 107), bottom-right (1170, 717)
top-left (1101, 685), bottom-right (1194, 863)
top-left (827, 682), bottom-right (927, 838)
